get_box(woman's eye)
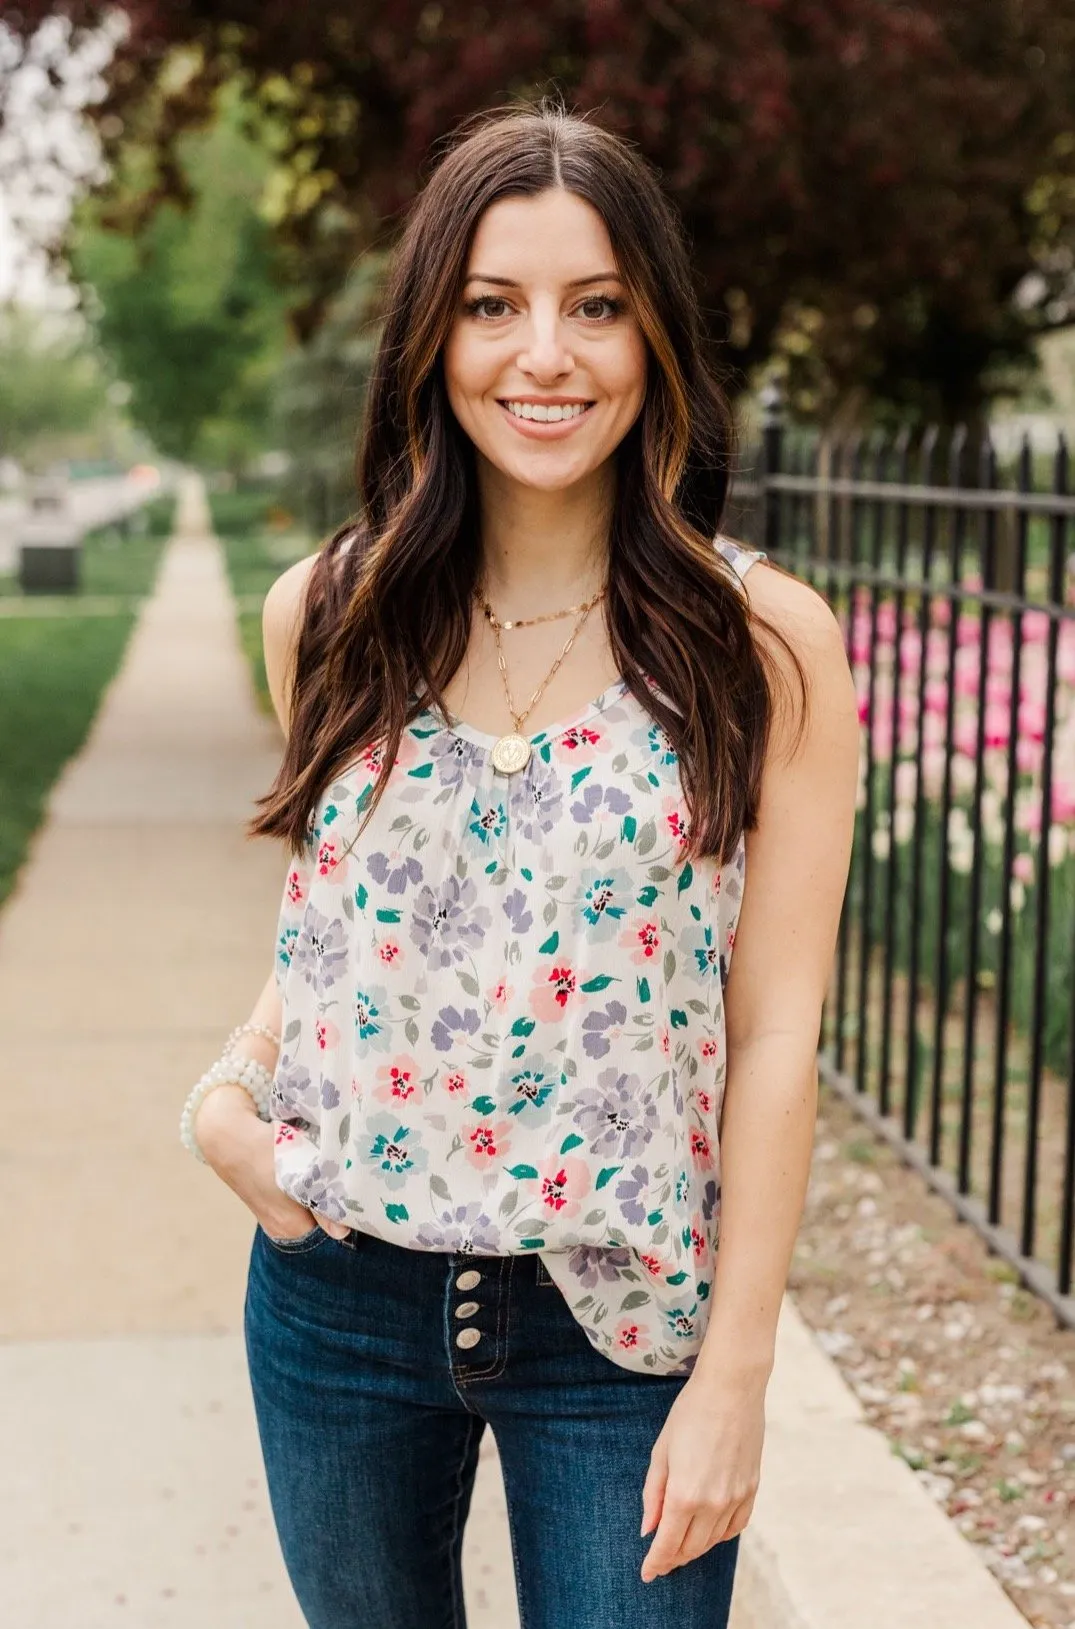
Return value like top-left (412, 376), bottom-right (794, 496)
top-left (463, 294), bottom-right (623, 322)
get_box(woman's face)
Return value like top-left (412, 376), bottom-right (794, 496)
top-left (442, 188), bottom-right (648, 493)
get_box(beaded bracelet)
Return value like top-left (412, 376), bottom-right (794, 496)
top-left (179, 1049), bottom-right (276, 1165)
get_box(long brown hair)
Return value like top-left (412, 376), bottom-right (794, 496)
top-left (249, 95), bottom-right (807, 868)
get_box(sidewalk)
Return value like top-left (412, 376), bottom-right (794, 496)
top-left (0, 475), bottom-right (518, 1625)
top-left (0, 476), bottom-right (1030, 1627)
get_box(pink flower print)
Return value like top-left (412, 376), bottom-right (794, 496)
top-left (316, 836), bottom-right (349, 880)
top-left (639, 1252), bottom-right (664, 1277)
top-left (374, 1053), bottom-right (421, 1105)
top-left (661, 795), bottom-right (690, 851)
top-left (442, 1068), bottom-right (467, 1095)
top-left (699, 1036), bottom-right (718, 1061)
top-left (694, 1088), bottom-right (713, 1115)
top-left (488, 977), bottom-right (513, 1009)
top-left (726, 927), bottom-right (735, 952)
top-left (711, 869), bottom-right (722, 897)
top-left (555, 722), bottom-right (608, 761)
top-left (377, 937), bottom-right (403, 965)
top-left (463, 1118), bottom-right (513, 1172)
top-left (274, 1123), bottom-right (296, 1144)
top-left (529, 962), bottom-right (582, 1022)
top-left (658, 1024), bottom-right (671, 1058)
top-left (689, 1215), bottom-right (707, 1260)
top-left (314, 1017), bottom-right (341, 1053)
top-left (285, 868), bottom-right (306, 906)
top-left (615, 1319), bottom-right (651, 1352)
top-left (690, 1128), bottom-right (712, 1168)
top-left (619, 919), bottom-right (661, 964)
top-left (358, 739), bottom-right (388, 778)
top-left (535, 1154), bottom-right (592, 1218)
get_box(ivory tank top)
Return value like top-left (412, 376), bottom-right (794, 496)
top-left (270, 535), bottom-right (768, 1375)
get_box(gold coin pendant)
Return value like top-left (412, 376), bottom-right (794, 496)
top-left (490, 733), bottom-right (532, 775)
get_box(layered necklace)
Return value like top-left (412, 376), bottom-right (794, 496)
top-left (472, 578), bottom-right (607, 774)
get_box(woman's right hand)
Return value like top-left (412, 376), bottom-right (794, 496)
top-left (194, 1085), bottom-right (350, 1241)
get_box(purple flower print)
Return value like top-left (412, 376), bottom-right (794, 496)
top-left (429, 730), bottom-right (483, 791)
top-left (508, 760), bottom-right (563, 840)
top-left (430, 1003), bottom-right (481, 1052)
top-left (572, 1068), bottom-right (658, 1158)
top-left (569, 781), bottom-right (633, 824)
top-left (362, 1112), bottom-right (428, 1190)
top-left (502, 887), bottom-right (533, 935)
top-left (280, 1158), bottom-right (348, 1222)
top-left (411, 875), bottom-right (492, 968)
top-left (414, 1202), bottom-right (501, 1252)
top-left (320, 1075), bottom-right (340, 1110)
top-left (566, 1243), bottom-right (633, 1288)
top-left (613, 1163), bottom-right (653, 1226)
top-left (291, 907), bottom-right (349, 993)
top-left (272, 1051), bottom-right (320, 1118)
top-left (580, 1000), bottom-right (629, 1059)
top-left (366, 850), bottom-right (423, 895)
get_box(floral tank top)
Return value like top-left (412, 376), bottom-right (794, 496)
top-left (271, 535), bottom-right (768, 1376)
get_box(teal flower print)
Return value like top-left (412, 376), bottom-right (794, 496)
top-left (664, 1302), bottom-right (699, 1340)
top-left (501, 1059), bottom-right (560, 1124)
top-left (578, 865), bottom-right (636, 941)
top-left (354, 984), bottom-right (393, 1054)
top-left (468, 796), bottom-right (507, 845)
top-left (362, 1112), bottom-right (428, 1191)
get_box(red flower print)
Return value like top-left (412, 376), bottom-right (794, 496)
top-left (699, 1037), bottom-right (718, 1059)
top-left (550, 966), bottom-right (576, 1007)
top-left (695, 1089), bottom-right (712, 1115)
top-left (658, 1025), bottom-right (671, 1058)
top-left (378, 938), bottom-right (402, 964)
top-left (530, 963), bottom-right (582, 1023)
top-left (314, 1017), bottom-right (340, 1053)
top-left (534, 1154), bottom-right (591, 1217)
top-left (463, 1118), bottom-right (513, 1172)
top-left (374, 1053), bottom-right (420, 1104)
top-left (360, 741), bottom-right (386, 777)
top-left (640, 1252), bottom-right (663, 1276)
top-left (317, 838), bottom-right (341, 876)
top-left (726, 928), bottom-right (735, 951)
top-left (487, 977), bottom-right (513, 1008)
top-left (690, 1225), bottom-right (706, 1260)
top-left (690, 1129), bottom-right (712, 1166)
top-left (285, 868), bottom-right (306, 905)
top-left (712, 870), bottom-right (722, 896)
top-left (443, 1070), bottom-right (466, 1095)
top-left (274, 1124), bottom-right (295, 1143)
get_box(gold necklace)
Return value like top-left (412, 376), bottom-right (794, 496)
top-left (473, 582), bottom-right (607, 774)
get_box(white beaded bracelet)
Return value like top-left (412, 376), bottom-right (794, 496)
top-left (179, 1050), bottom-right (276, 1164)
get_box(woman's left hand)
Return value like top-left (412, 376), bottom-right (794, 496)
top-left (639, 1364), bottom-right (767, 1583)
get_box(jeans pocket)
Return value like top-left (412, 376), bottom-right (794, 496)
top-left (534, 1252), bottom-right (557, 1286)
top-left (260, 1221), bottom-right (330, 1255)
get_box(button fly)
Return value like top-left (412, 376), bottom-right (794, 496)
top-left (455, 1268), bottom-right (482, 1291)
top-left (454, 1300), bottom-right (480, 1319)
top-left (456, 1327), bottom-right (482, 1350)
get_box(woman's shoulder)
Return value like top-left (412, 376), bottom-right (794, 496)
top-left (262, 551), bottom-right (323, 736)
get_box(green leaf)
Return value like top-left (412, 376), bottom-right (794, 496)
top-left (636, 975), bottom-right (651, 1003)
top-left (559, 1133), bottom-right (584, 1153)
top-left (354, 883), bottom-right (368, 910)
top-left (595, 1165), bottom-right (622, 1190)
top-left (375, 908), bottom-right (402, 922)
top-left (580, 973), bottom-right (615, 992)
top-left (622, 815), bottom-right (637, 842)
top-left (384, 1202), bottom-right (409, 1223)
top-left (677, 862), bottom-right (694, 893)
top-left (471, 1095), bottom-right (498, 1115)
top-left (506, 1163), bottom-right (539, 1179)
top-left (539, 930), bottom-right (559, 954)
top-left (665, 1270), bottom-right (688, 1285)
top-left (407, 762), bottom-right (434, 778)
top-left (669, 1008), bottom-right (688, 1028)
top-left (510, 1016), bottom-right (536, 1036)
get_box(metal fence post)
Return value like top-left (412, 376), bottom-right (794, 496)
top-left (760, 381), bottom-right (784, 556)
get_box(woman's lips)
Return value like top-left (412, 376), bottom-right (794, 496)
top-left (496, 401), bottom-right (596, 439)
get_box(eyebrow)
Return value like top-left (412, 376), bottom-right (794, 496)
top-left (463, 271), bottom-right (623, 288)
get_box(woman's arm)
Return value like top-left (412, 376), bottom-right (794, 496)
top-left (638, 566), bottom-right (861, 1583)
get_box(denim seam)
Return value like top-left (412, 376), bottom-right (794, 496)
top-left (500, 1452), bottom-right (531, 1629)
top-left (444, 1413), bottom-right (481, 1629)
top-left (453, 1254), bottom-right (512, 1383)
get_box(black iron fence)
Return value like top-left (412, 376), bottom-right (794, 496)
top-left (728, 402), bottom-right (1075, 1330)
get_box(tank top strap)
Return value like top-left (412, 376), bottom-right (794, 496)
top-left (714, 533), bottom-right (768, 581)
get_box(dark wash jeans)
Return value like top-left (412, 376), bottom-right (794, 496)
top-left (243, 1221), bottom-right (740, 1629)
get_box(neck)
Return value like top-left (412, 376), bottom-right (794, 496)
top-left (474, 457), bottom-right (614, 611)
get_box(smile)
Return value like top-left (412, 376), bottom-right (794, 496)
top-left (496, 400), bottom-right (596, 437)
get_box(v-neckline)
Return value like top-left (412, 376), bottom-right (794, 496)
top-left (417, 675), bottom-right (631, 750)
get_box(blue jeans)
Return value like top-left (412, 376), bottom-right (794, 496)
top-left (243, 1222), bottom-right (740, 1629)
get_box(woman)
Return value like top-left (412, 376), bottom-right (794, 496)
top-left (183, 97), bottom-right (860, 1629)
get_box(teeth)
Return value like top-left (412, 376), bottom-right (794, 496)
top-left (503, 401), bottom-right (591, 422)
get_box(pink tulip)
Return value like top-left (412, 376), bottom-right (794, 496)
top-left (1012, 852), bottom-right (1035, 884)
top-left (1018, 701), bottom-right (1047, 741)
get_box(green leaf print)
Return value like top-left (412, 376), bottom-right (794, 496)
top-left (520, 867), bottom-right (533, 881)
top-left (323, 803), bottom-right (339, 825)
top-left (472, 1095), bottom-right (498, 1115)
top-left (510, 1016), bottom-right (536, 1037)
top-left (407, 762), bottom-right (434, 778)
top-left (595, 1165), bottom-right (622, 1189)
top-left (677, 862), bottom-right (694, 893)
top-left (539, 930), bottom-right (559, 954)
top-left (458, 971), bottom-right (480, 996)
top-left (507, 1163), bottom-right (539, 1180)
top-left (517, 1237), bottom-right (544, 1249)
top-left (669, 1009), bottom-right (688, 1027)
top-left (620, 1290), bottom-right (651, 1309)
top-left (636, 819), bottom-right (657, 855)
top-left (559, 1133), bottom-right (584, 1153)
top-left (375, 908), bottom-right (402, 922)
top-left (637, 884), bottom-right (657, 906)
top-left (429, 1174), bottom-right (451, 1199)
top-left (647, 1210), bottom-right (663, 1225)
top-left (510, 1044), bottom-right (526, 1058)
top-left (498, 1187), bottom-right (519, 1215)
top-left (622, 815), bottom-right (637, 842)
top-left (665, 1271), bottom-right (688, 1285)
top-left (663, 949), bottom-right (676, 982)
top-left (636, 976), bottom-right (651, 1003)
top-left (580, 974), bottom-right (616, 992)
top-left (570, 767), bottom-right (593, 791)
top-left (690, 904), bottom-right (702, 921)
top-left (384, 1203), bottom-right (410, 1222)
top-left (342, 893), bottom-right (354, 921)
top-left (355, 883), bottom-right (368, 910)
top-left (338, 1114), bottom-right (351, 1145)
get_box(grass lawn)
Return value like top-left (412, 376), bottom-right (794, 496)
top-left (208, 483), bottom-right (315, 717)
top-left (0, 490), bottom-right (176, 909)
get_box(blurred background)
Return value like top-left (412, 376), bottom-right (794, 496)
top-left (1, 6), bottom-right (1074, 1627)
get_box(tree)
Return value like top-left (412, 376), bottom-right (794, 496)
top-left (5, 2), bottom-right (1075, 423)
top-left (69, 81), bottom-right (293, 462)
top-left (0, 304), bottom-right (112, 464)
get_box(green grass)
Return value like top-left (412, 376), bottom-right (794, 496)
top-left (0, 490), bottom-right (177, 908)
top-left (208, 483), bottom-right (313, 716)
top-left (0, 614), bottom-right (137, 907)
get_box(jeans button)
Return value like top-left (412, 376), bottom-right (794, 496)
top-left (454, 1300), bottom-right (480, 1318)
top-left (455, 1268), bottom-right (482, 1291)
top-left (456, 1326), bottom-right (482, 1350)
